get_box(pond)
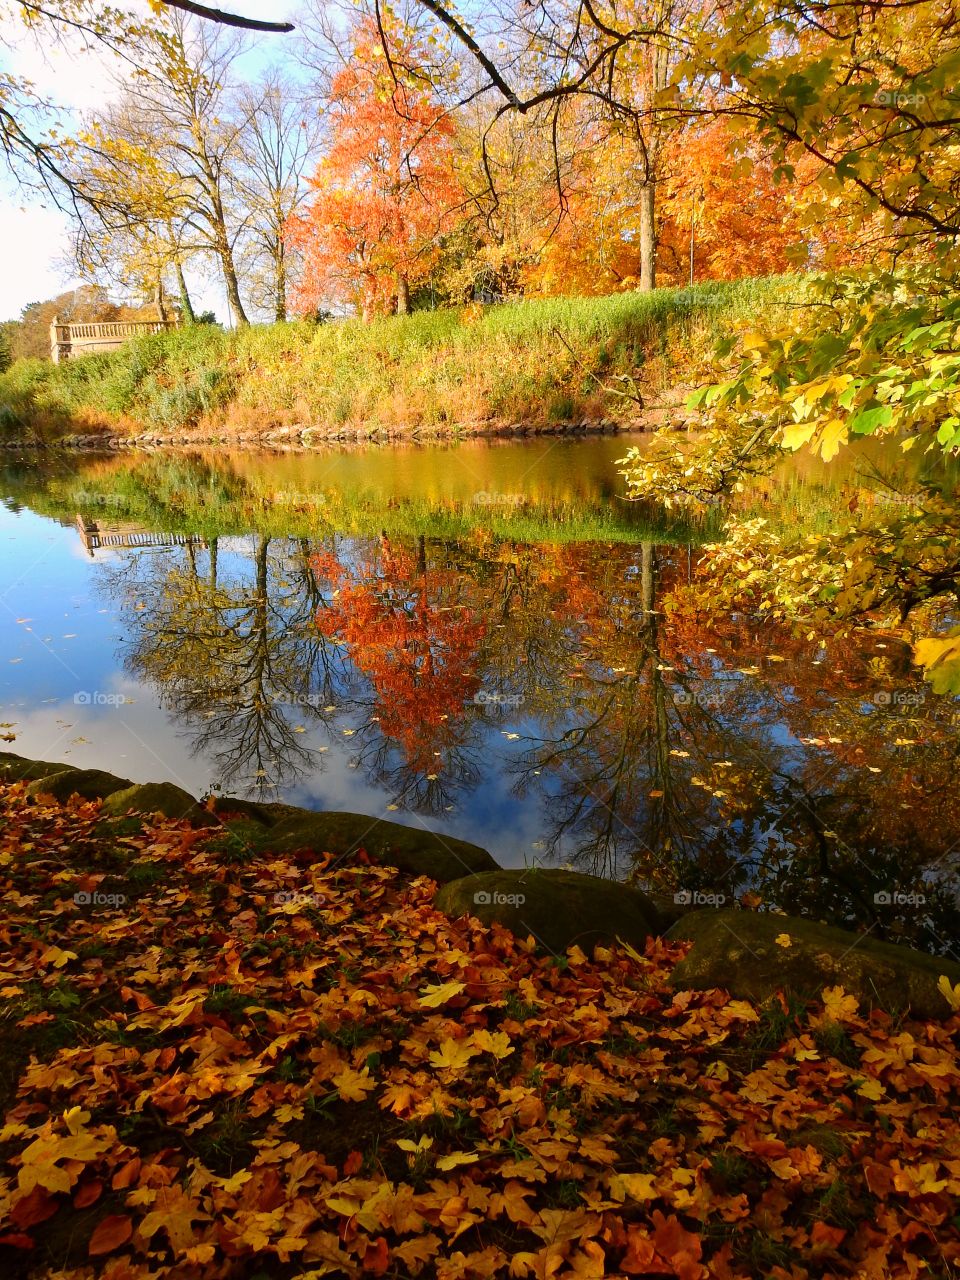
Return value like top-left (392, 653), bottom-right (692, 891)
top-left (2, 436), bottom-right (958, 951)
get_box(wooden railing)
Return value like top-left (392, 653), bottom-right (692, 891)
top-left (51, 317), bottom-right (177, 362)
top-left (76, 515), bottom-right (206, 557)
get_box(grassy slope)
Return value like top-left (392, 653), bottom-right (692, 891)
top-left (0, 783), bottom-right (958, 1279)
top-left (0, 278), bottom-right (792, 438)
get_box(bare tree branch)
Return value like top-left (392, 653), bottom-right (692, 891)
top-left (159, 0), bottom-right (294, 32)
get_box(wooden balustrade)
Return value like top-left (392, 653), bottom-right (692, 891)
top-left (50, 316), bottom-right (178, 362)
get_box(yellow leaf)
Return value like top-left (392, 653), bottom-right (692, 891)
top-left (822, 985), bottom-right (859, 1023)
top-left (41, 946), bottom-right (77, 970)
top-left (332, 1066), bottom-right (376, 1102)
top-left (396, 1136), bottom-right (434, 1154)
top-left (471, 1029), bottom-right (514, 1059)
top-left (609, 1172), bottom-right (658, 1202)
top-left (857, 1078), bottom-right (885, 1101)
top-left (436, 1151), bottom-right (480, 1171)
top-left (774, 933), bottom-right (793, 948)
top-left (937, 974), bottom-right (960, 1012)
top-left (429, 1038), bottom-right (480, 1070)
top-left (418, 980), bottom-right (466, 1008)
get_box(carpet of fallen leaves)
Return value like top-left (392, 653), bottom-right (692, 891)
top-left (0, 784), bottom-right (959, 1280)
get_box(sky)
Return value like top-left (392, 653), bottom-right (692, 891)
top-left (0, 0), bottom-right (302, 325)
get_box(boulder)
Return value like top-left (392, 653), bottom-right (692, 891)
top-left (26, 768), bottom-right (133, 803)
top-left (0, 751), bottom-right (73, 785)
top-left (667, 909), bottom-right (960, 1021)
top-left (434, 868), bottom-right (662, 955)
top-left (101, 781), bottom-right (217, 826)
top-left (256, 810), bottom-right (497, 884)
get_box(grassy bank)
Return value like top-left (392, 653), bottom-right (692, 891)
top-left (0, 278), bottom-right (794, 439)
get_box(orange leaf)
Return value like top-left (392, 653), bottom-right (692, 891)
top-left (810, 1221), bottom-right (846, 1249)
top-left (111, 1158), bottom-right (141, 1190)
top-left (88, 1214), bottom-right (133, 1257)
top-left (10, 1186), bottom-right (59, 1229)
top-left (73, 1179), bottom-right (103, 1209)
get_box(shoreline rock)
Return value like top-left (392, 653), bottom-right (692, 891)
top-left (0, 417), bottom-right (647, 452)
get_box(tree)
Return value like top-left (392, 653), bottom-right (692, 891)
top-left (106, 11), bottom-right (256, 326)
top-left (287, 17), bottom-right (462, 319)
top-left (233, 70), bottom-right (322, 322)
top-left (1, 3), bottom-right (291, 211)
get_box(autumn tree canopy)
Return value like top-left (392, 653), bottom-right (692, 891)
top-left (287, 18), bottom-right (462, 319)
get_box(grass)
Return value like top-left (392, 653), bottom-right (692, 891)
top-left (0, 277), bottom-right (796, 438)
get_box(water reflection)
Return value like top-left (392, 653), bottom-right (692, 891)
top-left (89, 527), bottom-right (959, 953)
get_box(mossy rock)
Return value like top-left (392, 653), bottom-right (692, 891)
top-left (26, 768), bottom-right (133, 803)
top-left (208, 795), bottom-right (276, 825)
top-left (255, 810), bottom-right (497, 883)
top-left (434, 868), bottom-right (662, 955)
top-left (102, 781), bottom-right (217, 826)
top-left (0, 751), bottom-right (73, 785)
top-left (667, 909), bottom-right (960, 1021)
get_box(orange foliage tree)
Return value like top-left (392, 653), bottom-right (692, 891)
top-left (286, 19), bottom-right (462, 320)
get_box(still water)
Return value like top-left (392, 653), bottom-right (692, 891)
top-left (1, 437), bottom-right (957, 949)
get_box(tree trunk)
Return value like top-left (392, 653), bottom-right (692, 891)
top-left (274, 246), bottom-right (287, 323)
top-left (638, 182), bottom-right (656, 292)
top-left (154, 273), bottom-right (169, 323)
top-left (222, 253), bottom-right (249, 327)
top-left (175, 258), bottom-right (196, 324)
top-left (396, 276), bottom-right (411, 315)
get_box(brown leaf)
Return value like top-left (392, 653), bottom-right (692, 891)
top-left (88, 1214), bottom-right (133, 1256)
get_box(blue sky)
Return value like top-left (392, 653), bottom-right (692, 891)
top-left (0, 0), bottom-right (303, 324)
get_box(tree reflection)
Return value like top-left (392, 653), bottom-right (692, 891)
top-left (96, 534), bottom-right (349, 796)
top-left (93, 524), bottom-right (958, 950)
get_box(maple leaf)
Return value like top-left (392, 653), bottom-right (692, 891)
top-left (490, 1180), bottom-right (538, 1225)
top-left (937, 974), bottom-right (960, 1011)
top-left (380, 1081), bottom-right (421, 1116)
top-left (40, 945), bottom-right (77, 969)
top-left (821, 985), bottom-right (860, 1023)
top-left (471, 1028), bottom-right (514, 1058)
top-left (429, 1037), bottom-right (480, 1070)
top-left (18, 1128), bottom-right (111, 1195)
top-left (774, 933), bottom-right (793, 948)
top-left (332, 1065), bottom-right (376, 1102)
top-left (436, 1151), bottom-right (480, 1170)
top-left (138, 1187), bottom-right (210, 1252)
top-left (609, 1172), bottom-right (658, 1202)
